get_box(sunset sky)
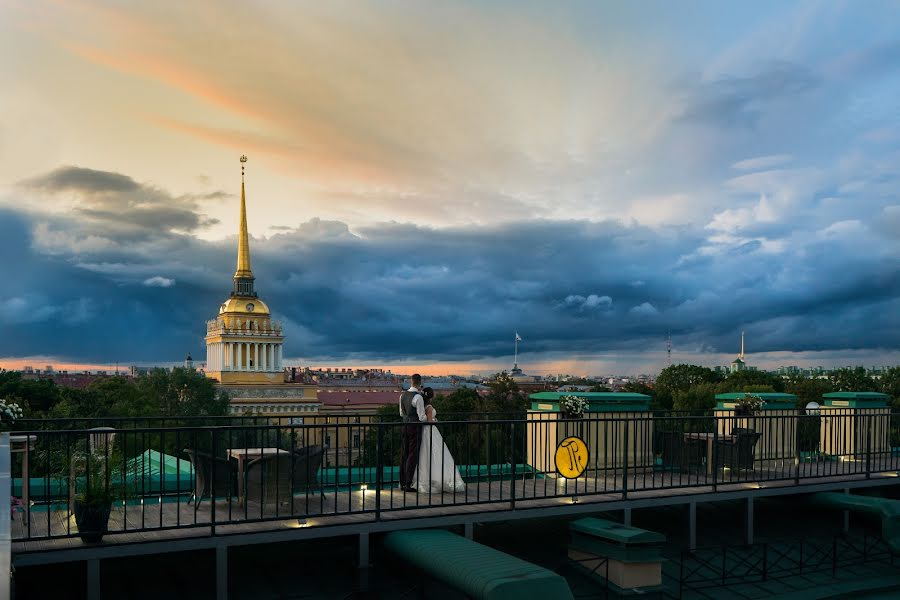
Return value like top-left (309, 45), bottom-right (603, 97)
top-left (2, 1), bottom-right (900, 375)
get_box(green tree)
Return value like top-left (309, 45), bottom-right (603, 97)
top-left (879, 367), bottom-right (900, 406)
top-left (433, 387), bottom-right (482, 418)
top-left (0, 371), bottom-right (62, 417)
top-left (49, 369), bottom-right (228, 420)
top-left (655, 364), bottom-right (722, 410)
top-left (134, 368), bottom-right (229, 417)
top-left (718, 369), bottom-right (785, 393)
top-left (784, 375), bottom-right (834, 408)
top-left (672, 383), bottom-right (717, 412)
top-left (485, 372), bottom-right (528, 416)
top-left (830, 367), bottom-right (876, 392)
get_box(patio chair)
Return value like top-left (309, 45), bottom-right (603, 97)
top-left (659, 431), bottom-right (704, 473)
top-left (291, 445), bottom-right (324, 492)
top-left (715, 431), bottom-right (762, 471)
top-left (183, 449), bottom-right (238, 509)
top-left (245, 445), bottom-right (325, 507)
top-left (88, 427), bottom-right (116, 456)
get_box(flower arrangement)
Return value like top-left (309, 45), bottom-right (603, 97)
top-left (559, 395), bottom-right (589, 418)
top-left (735, 394), bottom-right (763, 416)
top-left (0, 398), bottom-right (24, 431)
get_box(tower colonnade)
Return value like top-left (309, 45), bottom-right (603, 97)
top-left (205, 341), bottom-right (284, 372)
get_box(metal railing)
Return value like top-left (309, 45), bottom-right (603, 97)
top-left (8, 409), bottom-right (900, 546)
top-left (677, 533), bottom-right (896, 598)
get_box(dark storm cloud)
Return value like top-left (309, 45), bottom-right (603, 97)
top-left (3, 185), bottom-right (899, 365)
top-left (21, 166), bottom-right (220, 243)
top-left (22, 166), bottom-right (140, 194)
top-left (676, 62), bottom-right (820, 128)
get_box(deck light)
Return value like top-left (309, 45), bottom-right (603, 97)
top-left (297, 518), bottom-right (308, 527)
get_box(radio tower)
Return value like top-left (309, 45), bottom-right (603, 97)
top-left (666, 331), bottom-right (672, 366)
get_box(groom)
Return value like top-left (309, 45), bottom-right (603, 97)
top-left (399, 373), bottom-right (426, 492)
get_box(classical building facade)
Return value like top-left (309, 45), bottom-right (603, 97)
top-left (204, 157), bottom-right (317, 415)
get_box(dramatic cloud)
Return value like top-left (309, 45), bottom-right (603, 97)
top-left (2, 3), bottom-right (900, 370)
top-left (1, 157), bottom-right (898, 367)
top-left (22, 166), bottom-right (140, 194)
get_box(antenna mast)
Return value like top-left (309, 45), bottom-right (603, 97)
top-left (666, 331), bottom-right (672, 366)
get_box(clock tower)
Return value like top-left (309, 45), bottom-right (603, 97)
top-left (204, 156), bottom-right (285, 385)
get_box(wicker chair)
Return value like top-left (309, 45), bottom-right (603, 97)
top-left (245, 446), bottom-right (324, 507)
top-left (659, 431), bottom-right (704, 472)
top-left (183, 449), bottom-right (238, 509)
top-left (715, 431), bottom-right (762, 471)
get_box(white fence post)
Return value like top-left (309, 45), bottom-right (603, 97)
top-left (0, 432), bottom-right (11, 600)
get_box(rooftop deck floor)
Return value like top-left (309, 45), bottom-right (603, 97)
top-left (13, 458), bottom-right (900, 562)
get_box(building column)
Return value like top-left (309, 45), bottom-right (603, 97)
top-left (254, 343), bottom-right (260, 370)
top-left (276, 345), bottom-right (282, 371)
top-left (238, 342), bottom-right (244, 370)
top-left (263, 343), bottom-right (268, 371)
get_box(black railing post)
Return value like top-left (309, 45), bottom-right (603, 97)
top-left (795, 412), bottom-right (801, 485)
top-left (210, 428), bottom-right (217, 536)
top-left (510, 421), bottom-right (516, 511)
top-left (712, 424), bottom-right (718, 492)
top-left (375, 424), bottom-right (383, 521)
top-left (622, 418), bottom-right (629, 500)
top-left (866, 412), bottom-right (873, 479)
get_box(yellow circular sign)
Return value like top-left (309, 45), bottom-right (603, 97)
top-left (556, 436), bottom-right (589, 479)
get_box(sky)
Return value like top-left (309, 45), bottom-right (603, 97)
top-left (1, 1), bottom-right (900, 376)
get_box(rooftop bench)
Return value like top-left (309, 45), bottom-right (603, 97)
top-left (568, 518), bottom-right (666, 593)
top-left (384, 529), bottom-right (574, 600)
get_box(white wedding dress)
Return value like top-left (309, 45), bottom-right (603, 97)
top-left (412, 407), bottom-right (467, 493)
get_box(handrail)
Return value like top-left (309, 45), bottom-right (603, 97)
top-left (8, 409), bottom-right (900, 547)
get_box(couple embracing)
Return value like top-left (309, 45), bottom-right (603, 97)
top-left (399, 374), bottom-right (466, 494)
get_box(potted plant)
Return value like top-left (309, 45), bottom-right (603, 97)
top-left (72, 448), bottom-right (118, 543)
top-left (0, 398), bottom-right (24, 433)
top-left (734, 394), bottom-right (763, 417)
top-left (558, 395), bottom-right (588, 419)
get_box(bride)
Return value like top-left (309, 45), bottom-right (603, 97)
top-left (412, 388), bottom-right (466, 493)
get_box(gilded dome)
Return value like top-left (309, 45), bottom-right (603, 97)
top-left (219, 296), bottom-right (271, 316)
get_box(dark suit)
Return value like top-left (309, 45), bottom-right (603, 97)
top-left (399, 389), bottom-right (424, 489)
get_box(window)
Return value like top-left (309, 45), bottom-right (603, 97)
top-left (325, 434), bottom-right (331, 448)
top-left (352, 433), bottom-right (360, 449)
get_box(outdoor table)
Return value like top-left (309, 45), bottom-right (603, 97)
top-left (227, 447), bottom-right (289, 507)
top-left (11, 434), bottom-right (36, 525)
top-left (683, 433), bottom-right (733, 476)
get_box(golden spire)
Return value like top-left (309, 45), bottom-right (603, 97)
top-left (234, 155), bottom-right (253, 279)
top-left (740, 331), bottom-right (745, 360)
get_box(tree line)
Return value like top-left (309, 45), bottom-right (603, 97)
top-left (0, 368), bottom-right (230, 421)
top-left (637, 364), bottom-right (900, 412)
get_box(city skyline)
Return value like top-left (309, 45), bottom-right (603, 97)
top-left (2, 2), bottom-right (900, 371)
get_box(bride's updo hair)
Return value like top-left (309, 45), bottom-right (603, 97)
top-left (422, 387), bottom-right (435, 404)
